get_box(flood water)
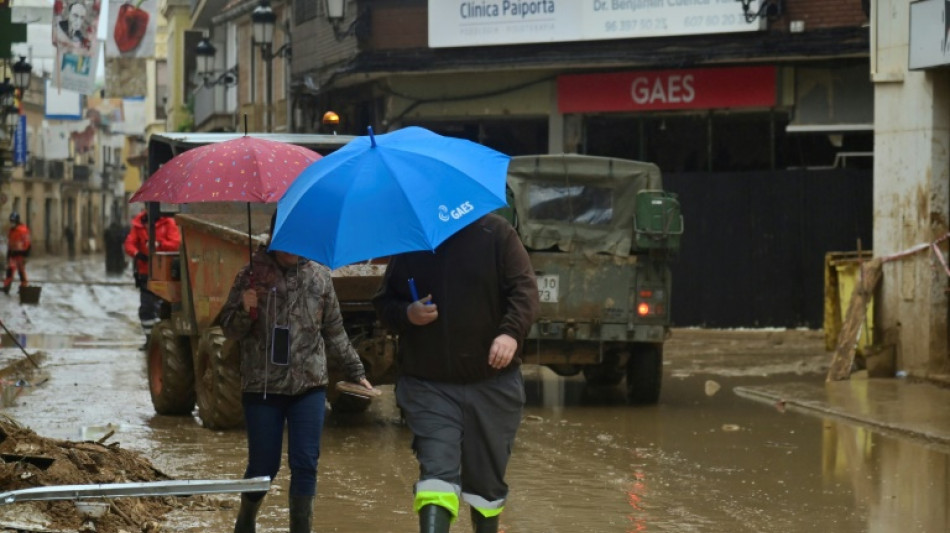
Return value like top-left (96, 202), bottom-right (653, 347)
top-left (1, 255), bottom-right (948, 532)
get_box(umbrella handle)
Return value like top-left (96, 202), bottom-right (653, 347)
top-left (248, 269), bottom-right (258, 320)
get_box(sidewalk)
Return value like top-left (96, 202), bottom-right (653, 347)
top-left (736, 377), bottom-right (950, 449)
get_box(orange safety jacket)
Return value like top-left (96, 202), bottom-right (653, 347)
top-left (123, 211), bottom-right (181, 276)
top-left (7, 223), bottom-right (31, 256)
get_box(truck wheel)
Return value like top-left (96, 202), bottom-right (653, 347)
top-left (147, 320), bottom-right (196, 415)
top-left (194, 327), bottom-right (244, 430)
top-left (582, 349), bottom-right (625, 386)
top-left (626, 342), bottom-right (663, 405)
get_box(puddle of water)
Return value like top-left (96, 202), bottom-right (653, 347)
top-left (3, 259), bottom-right (948, 533)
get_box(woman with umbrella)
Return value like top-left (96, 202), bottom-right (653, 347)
top-left (218, 212), bottom-right (374, 533)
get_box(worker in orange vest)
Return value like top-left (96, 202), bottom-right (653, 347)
top-left (124, 209), bottom-right (181, 348)
top-left (3, 212), bottom-right (32, 294)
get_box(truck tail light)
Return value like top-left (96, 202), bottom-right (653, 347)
top-left (635, 285), bottom-right (666, 318)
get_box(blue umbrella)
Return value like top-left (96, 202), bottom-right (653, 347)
top-left (270, 126), bottom-right (511, 269)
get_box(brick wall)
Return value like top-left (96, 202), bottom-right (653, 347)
top-left (781, 0), bottom-right (869, 31)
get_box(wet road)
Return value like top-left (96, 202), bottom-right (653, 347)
top-left (1, 255), bottom-right (948, 532)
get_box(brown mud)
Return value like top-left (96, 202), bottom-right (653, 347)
top-left (0, 415), bottom-right (219, 533)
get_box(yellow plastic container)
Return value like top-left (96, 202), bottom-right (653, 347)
top-left (823, 251), bottom-right (874, 353)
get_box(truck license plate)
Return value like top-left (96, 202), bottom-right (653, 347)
top-left (537, 274), bottom-right (559, 303)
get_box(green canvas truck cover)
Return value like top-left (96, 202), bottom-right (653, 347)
top-left (506, 154), bottom-right (663, 256)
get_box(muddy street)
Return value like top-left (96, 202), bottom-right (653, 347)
top-left (0, 254), bottom-right (947, 532)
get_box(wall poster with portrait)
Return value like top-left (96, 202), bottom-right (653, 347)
top-left (51, 0), bottom-right (101, 94)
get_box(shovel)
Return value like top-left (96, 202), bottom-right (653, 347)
top-left (0, 318), bottom-right (40, 369)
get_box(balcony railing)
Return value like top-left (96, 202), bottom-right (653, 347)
top-left (194, 82), bottom-right (235, 130)
top-left (47, 160), bottom-right (65, 180)
top-left (73, 165), bottom-right (91, 182)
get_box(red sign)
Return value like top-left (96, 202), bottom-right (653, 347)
top-left (558, 66), bottom-right (777, 113)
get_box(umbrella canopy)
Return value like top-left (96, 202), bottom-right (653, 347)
top-left (270, 126), bottom-right (510, 269)
top-left (129, 136), bottom-right (321, 204)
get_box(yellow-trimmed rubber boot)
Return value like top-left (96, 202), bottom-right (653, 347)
top-left (419, 504), bottom-right (452, 533)
top-left (470, 507), bottom-right (499, 533)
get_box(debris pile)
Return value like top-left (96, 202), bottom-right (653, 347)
top-left (0, 415), bottom-right (189, 533)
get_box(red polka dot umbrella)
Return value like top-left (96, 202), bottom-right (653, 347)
top-left (129, 135), bottom-right (322, 264)
top-left (129, 136), bottom-right (321, 204)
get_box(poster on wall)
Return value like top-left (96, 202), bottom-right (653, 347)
top-left (51, 0), bottom-right (101, 94)
top-left (117, 97), bottom-right (146, 134)
top-left (105, 0), bottom-right (157, 58)
top-left (52, 0), bottom-right (99, 52)
top-left (44, 78), bottom-right (83, 120)
top-left (42, 122), bottom-right (73, 160)
top-left (54, 48), bottom-right (100, 94)
top-left (14, 116), bottom-right (27, 166)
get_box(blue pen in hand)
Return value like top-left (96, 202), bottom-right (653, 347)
top-left (409, 277), bottom-right (432, 305)
top-left (408, 277), bottom-right (420, 302)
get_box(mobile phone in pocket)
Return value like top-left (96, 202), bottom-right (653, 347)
top-left (271, 326), bottom-right (290, 365)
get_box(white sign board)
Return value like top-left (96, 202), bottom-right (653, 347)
top-left (428, 0), bottom-right (764, 48)
top-left (537, 274), bottom-right (559, 303)
top-left (909, 0), bottom-right (950, 70)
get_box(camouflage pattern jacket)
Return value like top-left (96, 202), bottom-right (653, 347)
top-left (219, 248), bottom-right (365, 396)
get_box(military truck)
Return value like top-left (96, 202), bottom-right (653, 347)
top-left (140, 133), bottom-right (396, 430)
top-left (504, 154), bottom-right (681, 403)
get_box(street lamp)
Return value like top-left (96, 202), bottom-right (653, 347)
top-left (251, 0), bottom-right (291, 133)
top-left (0, 78), bottom-right (17, 137)
top-left (12, 56), bottom-right (32, 92)
top-left (322, 110), bottom-right (339, 134)
top-left (194, 37), bottom-right (237, 88)
top-left (1, 57), bottom-right (32, 139)
top-left (326, 0), bottom-right (346, 22)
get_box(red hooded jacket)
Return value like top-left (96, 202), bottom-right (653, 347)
top-left (7, 223), bottom-right (31, 256)
top-left (123, 211), bottom-right (181, 276)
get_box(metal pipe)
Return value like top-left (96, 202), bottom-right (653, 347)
top-left (0, 476), bottom-right (271, 505)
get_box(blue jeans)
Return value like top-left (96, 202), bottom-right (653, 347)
top-left (242, 387), bottom-right (326, 499)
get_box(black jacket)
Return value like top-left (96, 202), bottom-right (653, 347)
top-left (373, 214), bottom-right (539, 383)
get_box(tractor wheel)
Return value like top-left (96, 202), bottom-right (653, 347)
top-left (194, 327), bottom-right (244, 430)
top-left (147, 320), bottom-right (196, 415)
top-left (626, 342), bottom-right (663, 405)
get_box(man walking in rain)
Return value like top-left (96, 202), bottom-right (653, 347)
top-left (373, 213), bottom-right (539, 533)
top-left (3, 212), bottom-right (31, 294)
top-left (124, 209), bottom-right (180, 348)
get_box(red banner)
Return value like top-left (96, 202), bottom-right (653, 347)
top-left (558, 66), bottom-right (777, 113)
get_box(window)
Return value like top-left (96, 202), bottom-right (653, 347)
top-left (295, 0), bottom-right (322, 24)
top-left (527, 184), bottom-right (613, 225)
top-left (156, 60), bottom-right (168, 120)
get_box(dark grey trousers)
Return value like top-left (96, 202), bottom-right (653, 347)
top-left (396, 369), bottom-right (524, 513)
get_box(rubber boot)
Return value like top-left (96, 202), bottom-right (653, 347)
top-left (289, 495), bottom-right (314, 533)
top-left (419, 504), bottom-right (452, 533)
top-left (233, 494), bottom-right (263, 533)
top-left (470, 508), bottom-right (499, 533)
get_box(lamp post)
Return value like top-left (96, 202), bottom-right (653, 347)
top-left (12, 56), bottom-right (32, 93)
top-left (194, 37), bottom-right (237, 88)
top-left (1, 57), bottom-right (33, 138)
top-left (252, 0), bottom-right (290, 133)
top-left (325, 0), bottom-right (346, 22)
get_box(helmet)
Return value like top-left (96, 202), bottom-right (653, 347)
top-left (9, 212), bottom-right (19, 224)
